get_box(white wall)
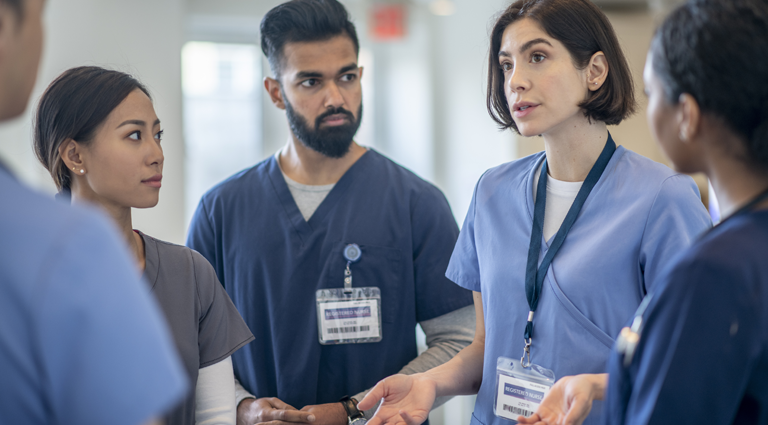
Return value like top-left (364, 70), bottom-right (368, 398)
top-left (428, 0), bottom-right (517, 224)
top-left (0, 0), bottom-right (186, 243)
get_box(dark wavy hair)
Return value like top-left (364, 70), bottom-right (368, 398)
top-left (651, 0), bottom-right (768, 170)
top-left (487, 0), bottom-right (636, 133)
top-left (260, 0), bottom-right (359, 79)
top-left (34, 66), bottom-right (151, 191)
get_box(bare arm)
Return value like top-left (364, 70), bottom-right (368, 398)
top-left (358, 292), bottom-right (485, 425)
top-left (421, 292), bottom-right (485, 397)
top-left (352, 304), bottom-right (475, 418)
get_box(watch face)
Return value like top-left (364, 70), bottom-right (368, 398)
top-left (349, 418), bottom-right (368, 425)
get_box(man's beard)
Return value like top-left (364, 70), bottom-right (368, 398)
top-left (284, 98), bottom-right (363, 159)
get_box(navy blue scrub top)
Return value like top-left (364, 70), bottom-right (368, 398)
top-left (603, 210), bottom-right (768, 424)
top-left (187, 149), bottom-right (473, 409)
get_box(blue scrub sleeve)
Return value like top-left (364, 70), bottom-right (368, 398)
top-left (187, 197), bottom-right (223, 286)
top-left (39, 215), bottom-right (188, 425)
top-left (638, 174), bottom-right (710, 293)
top-left (445, 177), bottom-right (483, 292)
top-left (606, 256), bottom-right (760, 425)
top-left (411, 185), bottom-right (472, 322)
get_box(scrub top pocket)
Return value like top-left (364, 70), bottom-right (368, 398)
top-left (325, 242), bottom-right (403, 325)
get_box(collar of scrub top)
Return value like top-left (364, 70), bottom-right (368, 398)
top-left (0, 156), bottom-right (13, 178)
top-left (521, 133), bottom-right (617, 367)
top-left (702, 185), bottom-right (768, 239)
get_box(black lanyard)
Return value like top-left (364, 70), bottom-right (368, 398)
top-left (521, 135), bottom-right (616, 364)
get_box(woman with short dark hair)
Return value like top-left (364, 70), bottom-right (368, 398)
top-left (358, 1), bottom-right (710, 424)
top-left (34, 66), bottom-right (255, 425)
top-left (518, 0), bottom-right (768, 423)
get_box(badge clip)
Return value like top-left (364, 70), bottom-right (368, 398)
top-left (343, 244), bottom-right (361, 294)
top-left (521, 338), bottom-right (532, 368)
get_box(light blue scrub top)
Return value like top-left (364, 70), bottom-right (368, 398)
top-left (0, 163), bottom-right (187, 425)
top-left (446, 146), bottom-right (711, 425)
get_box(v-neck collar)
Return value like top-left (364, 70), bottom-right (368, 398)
top-left (138, 230), bottom-right (161, 291)
top-left (266, 149), bottom-right (374, 244)
top-left (524, 143), bottom-right (625, 249)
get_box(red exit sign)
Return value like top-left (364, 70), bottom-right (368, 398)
top-left (370, 4), bottom-right (406, 41)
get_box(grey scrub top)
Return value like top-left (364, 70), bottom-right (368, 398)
top-left (139, 231), bottom-right (254, 425)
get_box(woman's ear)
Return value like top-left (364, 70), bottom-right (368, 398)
top-left (59, 139), bottom-right (86, 175)
top-left (677, 93), bottom-right (701, 144)
top-left (587, 51), bottom-right (609, 91)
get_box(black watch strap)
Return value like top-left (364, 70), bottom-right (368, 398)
top-left (339, 396), bottom-right (364, 421)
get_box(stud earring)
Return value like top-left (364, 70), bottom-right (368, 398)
top-left (679, 130), bottom-right (687, 141)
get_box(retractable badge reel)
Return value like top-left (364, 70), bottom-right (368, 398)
top-left (315, 244), bottom-right (383, 345)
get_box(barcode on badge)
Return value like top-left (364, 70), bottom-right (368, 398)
top-left (327, 325), bottom-right (371, 334)
top-left (503, 404), bottom-right (532, 418)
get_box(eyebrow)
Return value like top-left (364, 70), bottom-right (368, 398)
top-left (339, 63), bottom-right (359, 74)
top-left (116, 119), bottom-right (161, 129)
top-left (294, 63), bottom-right (359, 80)
top-left (498, 38), bottom-right (553, 58)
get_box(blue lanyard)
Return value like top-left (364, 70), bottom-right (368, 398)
top-left (522, 135), bottom-right (616, 355)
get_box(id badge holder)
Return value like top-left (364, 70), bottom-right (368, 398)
top-left (316, 287), bottom-right (382, 344)
top-left (315, 244), bottom-right (383, 345)
top-left (494, 356), bottom-right (555, 422)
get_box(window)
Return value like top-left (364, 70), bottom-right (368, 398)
top-left (182, 41), bottom-right (261, 224)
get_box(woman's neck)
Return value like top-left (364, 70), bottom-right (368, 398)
top-left (542, 120), bottom-right (609, 182)
top-left (70, 187), bottom-right (145, 270)
top-left (707, 157), bottom-right (768, 219)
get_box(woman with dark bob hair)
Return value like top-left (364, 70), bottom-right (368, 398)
top-left (358, 1), bottom-right (710, 424)
top-left (517, 0), bottom-right (768, 424)
top-left (33, 66), bottom-right (255, 425)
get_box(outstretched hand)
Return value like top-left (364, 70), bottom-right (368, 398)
top-left (358, 374), bottom-right (437, 425)
top-left (516, 374), bottom-right (606, 425)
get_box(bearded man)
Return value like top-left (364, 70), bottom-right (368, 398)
top-left (186, 1), bottom-right (474, 425)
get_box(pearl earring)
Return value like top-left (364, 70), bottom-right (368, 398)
top-left (679, 130), bottom-right (687, 141)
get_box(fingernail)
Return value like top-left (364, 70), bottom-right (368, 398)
top-left (308, 415), bottom-right (316, 422)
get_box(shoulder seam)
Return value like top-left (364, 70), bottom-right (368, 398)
top-left (637, 174), bottom-right (687, 291)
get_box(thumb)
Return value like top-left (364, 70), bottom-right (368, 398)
top-left (358, 385), bottom-right (384, 411)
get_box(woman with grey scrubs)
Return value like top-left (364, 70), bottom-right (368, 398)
top-left (33, 66), bottom-right (255, 425)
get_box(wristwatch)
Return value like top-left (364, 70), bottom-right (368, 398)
top-left (339, 396), bottom-right (367, 425)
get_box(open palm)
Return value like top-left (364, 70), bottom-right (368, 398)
top-left (516, 375), bottom-right (596, 425)
top-left (358, 374), bottom-right (437, 425)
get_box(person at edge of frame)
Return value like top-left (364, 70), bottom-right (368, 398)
top-left (356, 1), bottom-right (712, 425)
top-left (0, 0), bottom-right (188, 424)
top-left (185, 1), bottom-right (475, 425)
top-left (517, 0), bottom-right (768, 424)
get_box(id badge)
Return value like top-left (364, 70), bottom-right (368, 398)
top-left (494, 356), bottom-right (555, 422)
top-left (316, 287), bottom-right (382, 345)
